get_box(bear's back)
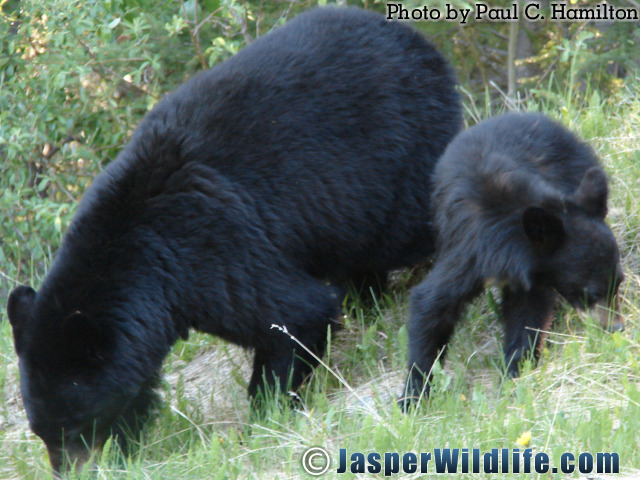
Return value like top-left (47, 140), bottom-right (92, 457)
top-left (77, 7), bottom-right (461, 278)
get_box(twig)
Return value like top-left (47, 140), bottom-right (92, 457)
top-left (180, 0), bottom-right (208, 69)
top-left (73, 32), bottom-right (158, 99)
top-left (507, 13), bottom-right (519, 101)
top-left (228, 6), bottom-right (254, 45)
top-left (270, 324), bottom-right (384, 421)
top-left (489, 80), bottom-right (520, 111)
top-left (42, 135), bottom-right (82, 160)
top-left (0, 270), bottom-right (19, 284)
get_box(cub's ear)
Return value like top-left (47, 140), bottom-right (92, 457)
top-left (60, 311), bottom-right (112, 364)
top-left (523, 206), bottom-right (565, 254)
top-left (7, 286), bottom-right (36, 356)
top-left (573, 166), bottom-right (608, 218)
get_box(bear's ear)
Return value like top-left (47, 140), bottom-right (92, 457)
top-left (60, 312), bottom-right (112, 364)
top-left (522, 206), bottom-right (565, 254)
top-left (573, 166), bottom-right (608, 219)
top-left (7, 286), bottom-right (36, 356)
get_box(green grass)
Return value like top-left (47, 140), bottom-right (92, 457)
top-left (1, 89), bottom-right (640, 479)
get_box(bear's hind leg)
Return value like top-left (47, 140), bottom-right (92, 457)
top-left (248, 280), bottom-right (341, 404)
top-left (248, 344), bottom-right (322, 406)
top-left (501, 285), bottom-right (557, 377)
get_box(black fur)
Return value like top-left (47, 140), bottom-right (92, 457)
top-left (5, 6), bottom-right (461, 470)
top-left (401, 113), bottom-right (624, 406)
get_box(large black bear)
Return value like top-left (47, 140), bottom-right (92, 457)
top-left (401, 112), bottom-right (624, 406)
top-left (6, 6), bottom-right (461, 472)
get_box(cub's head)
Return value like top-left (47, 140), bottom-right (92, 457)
top-left (522, 167), bottom-right (624, 331)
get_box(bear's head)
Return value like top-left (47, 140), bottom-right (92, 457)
top-left (522, 166), bottom-right (625, 331)
top-left (6, 285), bottom-right (155, 474)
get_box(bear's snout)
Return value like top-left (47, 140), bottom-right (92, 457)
top-left (594, 297), bottom-right (624, 332)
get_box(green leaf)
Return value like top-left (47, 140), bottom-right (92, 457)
top-left (37, 178), bottom-right (49, 192)
top-left (107, 17), bottom-right (121, 29)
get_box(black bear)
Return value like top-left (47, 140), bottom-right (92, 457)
top-left (6, 6), bottom-right (461, 472)
top-left (401, 112), bottom-right (624, 406)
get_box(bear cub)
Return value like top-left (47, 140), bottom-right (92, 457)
top-left (6, 6), bottom-right (461, 472)
top-left (401, 112), bottom-right (624, 405)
